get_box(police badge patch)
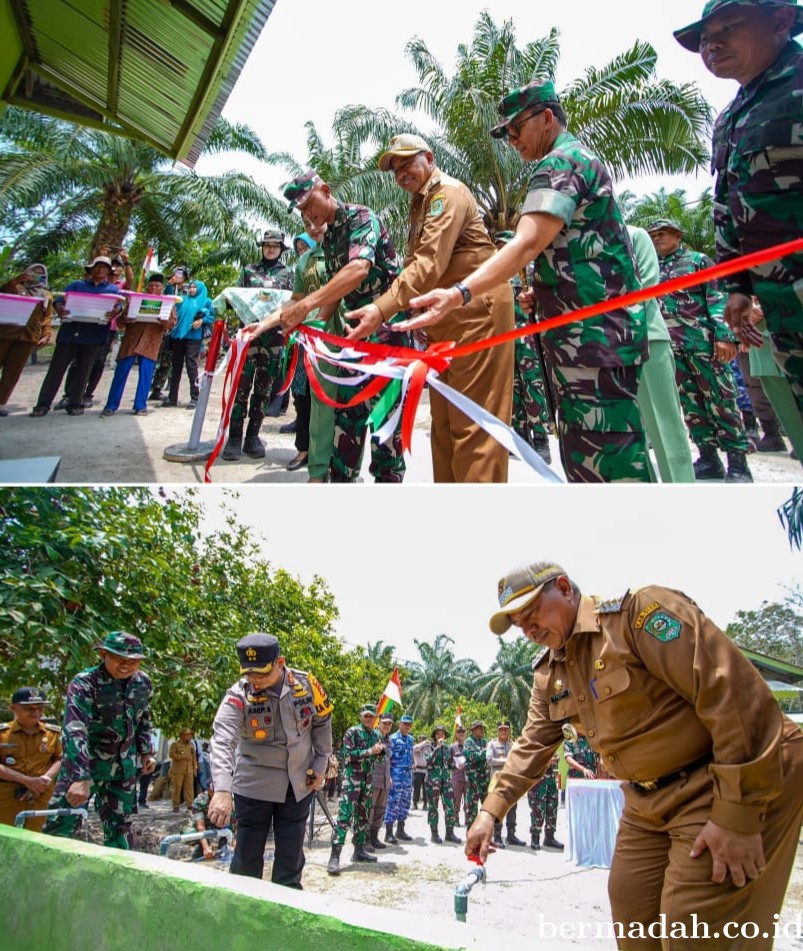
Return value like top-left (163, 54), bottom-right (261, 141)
top-left (428, 198), bottom-right (444, 217)
top-left (643, 610), bottom-right (682, 642)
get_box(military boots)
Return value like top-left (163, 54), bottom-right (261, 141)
top-left (395, 820), bottom-right (412, 841)
top-left (492, 827), bottom-right (505, 849)
top-left (221, 418), bottom-right (244, 461)
top-left (353, 843), bottom-right (378, 863)
top-left (506, 832), bottom-right (526, 846)
top-left (430, 825), bottom-right (443, 844)
top-left (327, 844), bottom-right (342, 875)
top-left (445, 826), bottom-right (462, 844)
top-left (385, 821), bottom-right (398, 844)
top-left (369, 831), bottom-right (386, 850)
top-left (532, 433), bottom-right (552, 464)
top-left (530, 832), bottom-right (541, 850)
top-left (756, 419), bottom-right (787, 453)
top-left (243, 415), bottom-right (266, 458)
top-left (725, 450), bottom-right (754, 483)
top-left (693, 444), bottom-right (725, 480)
top-left (543, 831), bottom-right (565, 851)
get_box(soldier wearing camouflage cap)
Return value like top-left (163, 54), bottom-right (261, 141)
top-left (464, 559), bottom-right (803, 948)
top-left (401, 80), bottom-right (652, 483)
top-left (344, 134), bottom-right (515, 483)
top-left (0, 688), bottom-right (62, 832)
top-left (245, 169), bottom-right (410, 483)
top-left (676, 0), bottom-right (803, 423)
top-left (43, 632), bottom-right (154, 849)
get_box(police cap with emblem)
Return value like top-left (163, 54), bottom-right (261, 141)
top-left (11, 687), bottom-right (51, 705)
top-left (490, 80), bottom-right (561, 139)
top-left (489, 562), bottom-right (567, 635)
top-left (237, 633), bottom-right (280, 674)
top-left (95, 631), bottom-right (146, 659)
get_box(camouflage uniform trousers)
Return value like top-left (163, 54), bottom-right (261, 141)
top-left (513, 332), bottom-right (551, 446)
top-left (769, 332), bottom-right (803, 417)
top-left (463, 774), bottom-right (488, 827)
top-left (149, 336), bottom-right (172, 396)
top-left (331, 770), bottom-right (373, 846)
top-left (426, 773), bottom-right (456, 829)
top-left (527, 772), bottom-right (558, 837)
top-left (231, 338), bottom-right (284, 425)
top-left (672, 347), bottom-right (749, 452)
top-left (44, 769), bottom-right (137, 849)
top-left (383, 767), bottom-right (412, 823)
top-left (550, 363), bottom-right (651, 483)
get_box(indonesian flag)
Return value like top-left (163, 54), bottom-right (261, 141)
top-left (454, 705), bottom-right (463, 736)
top-left (375, 668), bottom-right (403, 722)
top-left (137, 245), bottom-right (156, 292)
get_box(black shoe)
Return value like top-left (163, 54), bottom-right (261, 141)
top-left (65, 405), bottom-right (84, 416)
top-left (395, 821), bottom-right (412, 841)
top-left (81, 396), bottom-right (94, 408)
top-left (186, 399), bottom-right (198, 409)
top-left (287, 453), bottom-right (308, 471)
top-left (327, 845), bottom-right (342, 875)
top-left (159, 399), bottom-right (178, 408)
top-left (693, 445), bottom-right (725, 480)
top-left (279, 419), bottom-right (297, 434)
top-left (543, 834), bottom-right (565, 851)
top-left (725, 450), bottom-right (753, 483)
top-left (756, 433), bottom-right (787, 453)
top-left (353, 845), bottom-right (377, 863)
top-left (384, 822), bottom-right (398, 844)
top-left (148, 392), bottom-right (163, 402)
top-left (506, 833), bottom-right (526, 847)
top-left (369, 834), bottom-right (386, 850)
top-left (243, 433), bottom-right (266, 458)
top-left (364, 842), bottom-right (376, 853)
top-left (530, 836), bottom-right (541, 850)
top-left (138, 802), bottom-right (150, 810)
top-left (492, 835), bottom-right (505, 849)
top-left (430, 827), bottom-right (443, 844)
top-left (53, 397), bottom-right (68, 411)
top-left (445, 828), bottom-right (462, 844)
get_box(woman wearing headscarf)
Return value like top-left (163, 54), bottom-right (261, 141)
top-left (0, 264), bottom-right (53, 416)
top-left (160, 279), bottom-right (214, 409)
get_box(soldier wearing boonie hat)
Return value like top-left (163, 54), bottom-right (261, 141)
top-left (674, 0), bottom-right (803, 422)
top-left (424, 723), bottom-right (461, 844)
top-left (327, 700), bottom-right (387, 873)
top-left (43, 631), bottom-right (154, 848)
top-left (208, 632), bottom-right (332, 887)
top-left (464, 560), bottom-right (803, 945)
top-left (0, 688), bottom-right (62, 831)
top-left (463, 718), bottom-right (488, 827)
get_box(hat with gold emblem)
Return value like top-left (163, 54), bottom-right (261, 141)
top-left (237, 633), bottom-right (280, 674)
top-left (378, 134), bottom-right (432, 172)
top-left (489, 562), bottom-right (567, 635)
top-left (11, 687), bottom-right (51, 705)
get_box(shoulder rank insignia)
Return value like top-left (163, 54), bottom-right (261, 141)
top-left (595, 593), bottom-right (627, 614)
top-left (532, 648), bottom-right (549, 669)
top-left (643, 610), bottom-right (682, 643)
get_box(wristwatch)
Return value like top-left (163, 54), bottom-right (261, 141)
top-left (453, 281), bottom-right (472, 306)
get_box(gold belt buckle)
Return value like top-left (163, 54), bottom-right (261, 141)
top-left (634, 778), bottom-right (658, 791)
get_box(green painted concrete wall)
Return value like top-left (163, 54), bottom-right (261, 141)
top-left (0, 825), bottom-right (501, 951)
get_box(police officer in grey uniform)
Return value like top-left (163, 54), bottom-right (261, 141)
top-left (207, 633), bottom-right (333, 888)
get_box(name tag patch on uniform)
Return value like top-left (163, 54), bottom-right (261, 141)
top-left (643, 610), bottom-right (682, 642)
top-left (634, 602), bottom-right (660, 629)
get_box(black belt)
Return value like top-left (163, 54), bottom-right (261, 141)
top-left (629, 755), bottom-right (711, 794)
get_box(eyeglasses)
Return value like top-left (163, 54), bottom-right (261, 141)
top-left (504, 109), bottom-right (542, 141)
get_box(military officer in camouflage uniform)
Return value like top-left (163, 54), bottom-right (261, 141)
top-left (526, 753), bottom-right (563, 850)
top-left (327, 702), bottom-right (387, 874)
top-left (402, 81), bottom-right (651, 483)
top-left (648, 219), bottom-right (753, 482)
top-left (207, 633), bottom-right (332, 888)
top-left (463, 719), bottom-right (489, 828)
top-left (0, 687), bottom-right (62, 832)
top-left (676, 0), bottom-right (803, 424)
top-left (222, 231), bottom-right (294, 461)
top-left (425, 723), bottom-right (461, 844)
top-left (149, 265), bottom-right (189, 401)
top-left (246, 171), bottom-right (408, 482)
top-left (563, 733), bottom-right (599, 779)
top-left (43, 632), bottom-right (154, 849)
top-left (494, 231), bottom-right (553, 463)
top-left (383, 712), bottom-right (415, 843)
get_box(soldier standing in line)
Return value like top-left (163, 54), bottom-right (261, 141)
top-left (647, 219), bottom-right (753, 482)
top-left (327, 703), bottom-right (386, 874)
top-left (207, 633), bottom-right (332, 888)
top-left (245, 171), bottom-right (409, 483)
top-left (0, 688), bottom-right (62, 832)
top-left (400, 81), bottom-right (652, 483)
top-left (366, 713), bottom-right (394, 851)
top-left (222, 230), bottom-right (294, 461)
top-left (425, 724), bottom-right (461, 844)
top-left (487, 721), bottom-right (526, 848)
top-left (674, 0), bottom-right (803, 422)
top-left (526, 753), bottom-right (563, 851)
top-left (462, 719), bottom-right (489, 828)
top-left (168, 727), bottom-right (197, 813)
top-left (43, 632), bottom-right (155, 849)
top-left (383, 713), bottom-right (415, 843)
top-left (494, 230), bottom-right (553, 464)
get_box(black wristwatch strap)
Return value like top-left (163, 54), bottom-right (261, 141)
top-left (453, 281), bottom-right (472, 306)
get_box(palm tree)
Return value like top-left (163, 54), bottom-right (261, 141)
top-left (0, 108), bottom-right (284, 272)
top-left (623, 187), bottom-right (716, 257)
top-left (330, 12), bottom-right (712, 238)
top-left (474, 637), bottom-right (539, 734)
top-left (365, 639), bottom-right (397, 668)
top-left (402, 634), bottom-right (480, 723)
top-left (778, 488), bottom-right (803, 551)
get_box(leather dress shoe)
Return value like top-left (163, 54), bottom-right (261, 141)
top-left (286, 453), bottom-right (308, 471)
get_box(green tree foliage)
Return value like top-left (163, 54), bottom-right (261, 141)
top-left (0, 109), bottom-right (284, 280)
top-left (778, 488), bottom-right (803, 552)
top-left (0, 488), bottom-right (371, 738)
top-left (473, 637), bottom-right (539, 734)
top-left (402, 634), bottom-right (481, 723)
top-left (623, 187), bottom-right (716, 257)
top-left (726, 586), bottom-right (803, 668)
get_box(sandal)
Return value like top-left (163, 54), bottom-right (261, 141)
top-left (29, 407), bottom-right (48, 417)
top-left (101, 409), bottom-right (116, 417)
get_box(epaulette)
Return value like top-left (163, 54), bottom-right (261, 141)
top-left (44, 722), bottom-right (61, 733)
top-left (594, 591), bottom-right (629, 614)
top-left (0, 722), bottom-right (9, 731)
top-left (532, 648), bottom-right (550, 669)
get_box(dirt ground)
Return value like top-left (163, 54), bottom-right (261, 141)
top-left (1, 354), bottom-right (801, 485)
top-left (117, 789), bottom-right (803, 949)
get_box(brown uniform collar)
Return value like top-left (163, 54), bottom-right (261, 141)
top-left (414, 167), bottom-right (443, 198)
top-left (9, 717), bottom-right (47, 736)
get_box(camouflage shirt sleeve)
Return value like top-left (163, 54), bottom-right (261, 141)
top-left (134, 673), bottom-right (153, 756)
top-left (60, 672), bottom-right (95, 783)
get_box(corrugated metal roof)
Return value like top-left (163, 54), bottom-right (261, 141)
top-left (1, 0), bottom-right (276, 166)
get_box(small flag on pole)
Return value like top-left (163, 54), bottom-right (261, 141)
top-left (375, 668), bottom-right (403, 724)
top-left (137, 245), bottom-right (156, 292)
top-left (454, 705), bottom-right (463, 737)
